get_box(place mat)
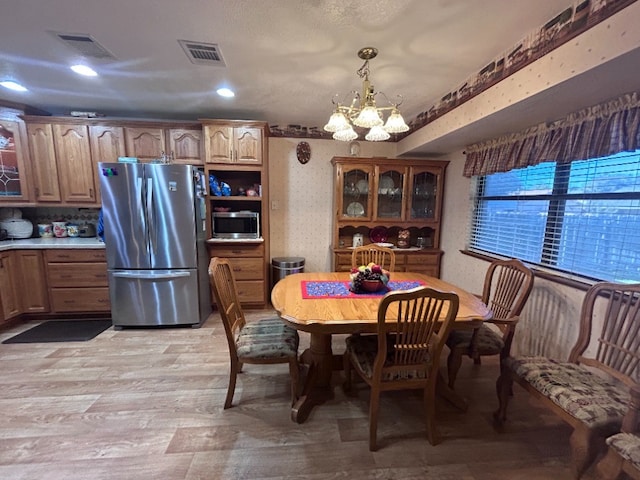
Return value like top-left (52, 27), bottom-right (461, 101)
top-left (2, 319), bottom-right (112, 344)
top-left (301, 280), bottom-right (425, 299)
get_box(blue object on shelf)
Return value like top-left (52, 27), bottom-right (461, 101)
top-left (209, 174), bottom-right (222, 196)
top-left (221, 182), bottom-right (232, 196)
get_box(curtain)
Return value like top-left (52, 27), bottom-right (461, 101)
top-left (463, 91), bottom-right (640, 177)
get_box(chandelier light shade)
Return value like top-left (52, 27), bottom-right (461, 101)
top-left (324, 47), bottom-right (409, 142)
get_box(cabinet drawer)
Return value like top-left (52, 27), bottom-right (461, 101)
top-left (406, 253), bottom-right (440, 266)
top-left (51, 287), bottom-right (111, 312)
top-left (48, 263), bottom-right (109, 287)
top-left (46, 249), bottom-right (106, 263)
top-left (234, 280), bottom-right (265, 304)
top-left (228, 257), bottom-right (264, 281)
top-left (210, 243), bottom-right (265, 258)
top-left (407, 265), bottom-right (440, 278)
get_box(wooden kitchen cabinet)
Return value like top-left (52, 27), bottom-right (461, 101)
top-left (25, 122), bottom-right (62, 202)
top-left (0, 117), bottom-right (32, 202)
top-left (124, 127), bottom-right (166, 163)
top-left (52, 124), bottom-right (97, 203)
top-left (331, 157), bottom-right (448, 277)
top-left (0, 251), bottom-right (20, 323)
top-left (45, 249), bottom-right (110, 313)
top-left (203, 122), bottom-right (263, 165)
top-left (168, 128), bottom-right (203, 165)
top-left (15, 250), bottom-right (49, 314)
top-left (207, 242), bottom-right (267, 306)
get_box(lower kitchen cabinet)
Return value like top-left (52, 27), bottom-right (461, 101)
top-left (0, 251), bottom-right (20, 323)
top-left (208, 242), bottom-right (266, 306)
top-left (45, 249), bottom-right (111, 313)
top-left (15, 250), bottom-right (50, 314)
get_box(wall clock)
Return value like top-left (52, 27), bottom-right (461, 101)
top-left (296, 141), bottom-right (311, 164)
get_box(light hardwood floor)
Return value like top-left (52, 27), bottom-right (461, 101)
top-left (0, 311), bottom-right (604, 480)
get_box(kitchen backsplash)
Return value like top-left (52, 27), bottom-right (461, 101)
top-left (22, 207), bottom-right (100, 225)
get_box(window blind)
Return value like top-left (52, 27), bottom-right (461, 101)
top-left (469, 151), bottom-right (640, 282)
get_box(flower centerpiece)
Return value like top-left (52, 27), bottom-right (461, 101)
top-left (349, 262), bottom-right (391, 293)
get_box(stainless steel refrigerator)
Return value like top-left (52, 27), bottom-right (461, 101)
top-left (98, 162), bottom-right (210, 327)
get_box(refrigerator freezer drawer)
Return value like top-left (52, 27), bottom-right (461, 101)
top-left (108, 269), bottom-right (201, 327)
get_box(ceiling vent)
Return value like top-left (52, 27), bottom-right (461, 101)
top-left (52, 32), bottom-right (116, 60)
top-left (178, 40), bottom-right (226, 66)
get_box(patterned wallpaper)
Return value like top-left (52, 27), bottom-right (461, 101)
top-left (268, 138), bottom-right (395, 272)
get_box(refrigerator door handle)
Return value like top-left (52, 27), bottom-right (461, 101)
top-left (136, 176), bottom-right (145, 231)
top-left (146, 177), bottom-right (156, 254)
top-left (112, 271), bottom-right (191, 280)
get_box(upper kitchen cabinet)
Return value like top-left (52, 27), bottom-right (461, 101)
top-left (89, 125), bottom-right (126, 163)
top-left (25, 119), bottom-right (98, 205)
top-left (25, 122), bottom-right (62, 203)
top-left (0, 118), bottom-right (32, 203)
top-left (202, 121), bottom-right (264, 165)
top-left (52, 124), bottom-right (97, 204)
top-left (124, 127), bottom-right (166, 163)
top-left (168, 128), bottom-right (203, 165)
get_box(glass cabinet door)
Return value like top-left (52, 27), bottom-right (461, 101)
top-left (0, 120), bottom-right (29, 201)
top-left (339, 164), bottom-right (373, 220)
top-left (409, 168), bottom-right (439, 221)
top-left (375, 167), bottom-right (406, 220)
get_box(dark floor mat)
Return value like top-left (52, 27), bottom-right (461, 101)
top-left (2, 319), bottom-right (112, 344)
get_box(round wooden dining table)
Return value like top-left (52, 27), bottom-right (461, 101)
top-left (271, 271), bottom-right (492, 423)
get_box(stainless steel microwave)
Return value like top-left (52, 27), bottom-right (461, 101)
top-left (211, 211), bottom-right (260, 239)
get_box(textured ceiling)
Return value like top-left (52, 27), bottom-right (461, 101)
top-left (0, 0), bottom-right (636, 154)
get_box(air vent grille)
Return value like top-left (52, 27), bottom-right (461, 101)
top-left (178, 40), bottom-right (226, 66)
top-left (52, 32), bottom-right (116, 60)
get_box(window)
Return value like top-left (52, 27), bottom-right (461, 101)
top-left (469, 151), bottom-right (640, 283)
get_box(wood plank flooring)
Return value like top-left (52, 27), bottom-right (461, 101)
top-left (0, 311), bottom-right (604, 480)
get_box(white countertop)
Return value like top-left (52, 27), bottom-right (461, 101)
top-left (0, 237), bottom-right (105, 251)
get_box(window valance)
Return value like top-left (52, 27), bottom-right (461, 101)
top-left (463, 91), bottom-right (640, 177)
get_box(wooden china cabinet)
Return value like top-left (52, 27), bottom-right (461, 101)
top-left (331, 157), bottom-right (448, 277)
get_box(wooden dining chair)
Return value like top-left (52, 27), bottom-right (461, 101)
top-left (208, 257), bottom-right (300, 409)
top-left (445, 258), bottom-right (534, 389)
top-left (351, 244), bottom-right (396, 271)
top-left (343, 286), bottom-right (459, 450)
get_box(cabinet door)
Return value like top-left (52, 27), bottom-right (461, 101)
top-left (0, 251), bottom-right (20, 322)
top-left (26, 123), bottom-right (62, 202)
top-left (53, 124), bottom-right (97, 204)
top-left (235, 127), bottom-right (262, 164)
top-left (337, 163), bottom-right (374, 220)
top-left (168, 128), bottom-right (203, 165)
top-left (0, 120), bottom-right (31, 202)
top-left (408, 166), bottom-right (442, 222)
top-left (204, 125), bottom-right (233, 163)
top-left (375, 166), bottom-right (407, 221)
top-left (15, 250), bottom-right (49, 313)
top-left (124, 127), bottom-right (165, 162)
top-left (89, 125), bottom-right (126, 203)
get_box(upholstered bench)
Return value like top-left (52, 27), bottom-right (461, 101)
top-left (494, 282), bottom-right (640, 480)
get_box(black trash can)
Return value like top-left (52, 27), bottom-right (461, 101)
top-left (271, 256), bottom-right (305, 290)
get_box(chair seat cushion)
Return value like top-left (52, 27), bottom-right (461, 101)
top-left (345, 334), bottom-right (430, 381)
top-left (505, 356), bottom-right (629, 429)
top-left (606, 432), bottom-right (640, 470)
top-left (447, 325), bottom-right (504, 354)
top-left (236, 317), bottom-right (299, 360)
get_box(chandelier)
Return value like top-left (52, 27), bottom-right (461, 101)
top-left (323, 47), bottom-right (409, 142)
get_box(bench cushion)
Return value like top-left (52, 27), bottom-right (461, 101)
top-left (505, 356), bottom-right (629, 429)
top-left (447, 325), bottom-right (504, 355)
top-left (606, 433), bottom-right (640, 470)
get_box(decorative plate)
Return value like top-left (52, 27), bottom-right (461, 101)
top-left (369, 226), bottom-right (388, 243)
top-left (346, 202), bottom-right (365, 217)
top-left (296, 141), bottom-right (311, 164)
top-left (356, 179), bottom-right (368, 194)
top-left (379, 175), bottom-right (395, 189)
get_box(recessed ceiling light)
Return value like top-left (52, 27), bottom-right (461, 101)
top-left (216, 88), bottom-right (235, 98)
top-left (70, 64), bottom-right (98, 76)
top-left (0, 81), bottom-right (28, 92)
